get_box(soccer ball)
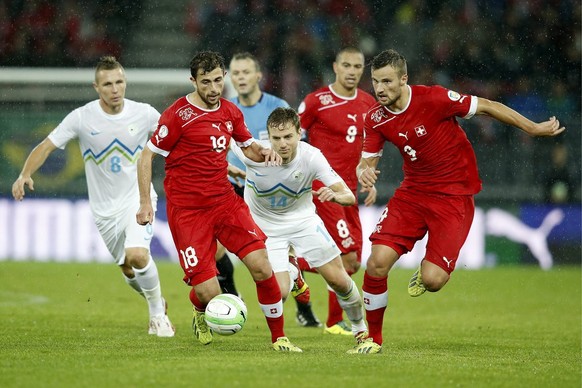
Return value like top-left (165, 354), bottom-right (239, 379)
top-left (204, 294), bottom-right (247, 335)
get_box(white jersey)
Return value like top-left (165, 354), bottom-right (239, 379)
top-left (232, 140), bottom-right (343, 235)
top-left (48, 99), bottom-right (160, 218)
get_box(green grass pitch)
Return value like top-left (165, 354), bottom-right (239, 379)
top-left (0, 261), bottom-right (580, 387)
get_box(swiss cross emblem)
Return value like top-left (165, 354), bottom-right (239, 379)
top-left (415, 125), bottom-right (427, 137)
top-left (270, 307), bottom-right (278, 314)
top-left (319, 94), bottom-right (335, 106)
top-left (226, 121), bottom-right (233, 133)
top-left (179, 107), bottom-right (195, 121)
top-left (363, 297), bottom-right (370, 305)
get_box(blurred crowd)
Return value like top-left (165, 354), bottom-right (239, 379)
top-left (0, 0), bottom-right (137, 66)
top-left (1, 0), bottom-right (580, 201)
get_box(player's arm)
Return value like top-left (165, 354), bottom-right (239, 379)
top-left (12, 137), bottom-right (58, 201)
top-left (357, 156), bottom-right (380, 189)
top-left (313, 180), bottom-right (355, 206)
top-left (241, 141), bottom-right (282, 166)
top-left (136, 146), bottom-right (156, 225)
top-left (228, 163), bottom-right (246, 187)
top-left (476, 97), bottom-right (565, 137)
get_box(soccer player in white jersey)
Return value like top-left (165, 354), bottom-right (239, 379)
top-left (11, 56), bottom-right (174, 337)
top-left (231, 107), bottom-right (368, 351)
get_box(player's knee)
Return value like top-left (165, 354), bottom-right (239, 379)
top-left (422, 271), bottom-right (449, 292)
top-left (125, 249), bottom-right (149, 269)
top-left (342, 251), bottom-right (361, 275)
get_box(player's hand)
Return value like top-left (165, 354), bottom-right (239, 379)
top-left (358, 167), bottom-right (380, 188)
top-left (531, 116), bottom-right (566, 137)
top-left (261, 148), bottom-right (282, 166)
top-left (312, 187), bottom-right (336, 203)
top-left (360, 185), bottom-right (377, 207)
top-left (136, 204), bottom-right (154, 225)
top-left (12, 176), bottom-right (34, 201)
top-left (228, 164), bottom-right (246, 187)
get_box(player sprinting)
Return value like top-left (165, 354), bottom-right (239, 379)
top-left (297, 47), bottom-right (377, 333)
top-left (136, 51), bottom-right (299, 352)
top-left (211, 52), bottom-right (293, 298)
top-left (231, 107), bottom-right (368, 352)
top-left (12, 56), bottom-right (174, 337)
top-left (351, 49), bottom-right (565, 354)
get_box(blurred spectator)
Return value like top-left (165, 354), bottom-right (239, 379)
top-left (544, 142), bottom-right (574, 204)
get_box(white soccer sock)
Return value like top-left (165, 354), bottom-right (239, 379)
top-left (335, 279), bottom-right (367, 335)
top-left (133, 257), bottom-right (164, 317)
top-left (123, 274), bottom-right (144, 297)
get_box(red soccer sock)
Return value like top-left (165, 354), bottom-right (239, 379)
top-left (189, 287), bottom-right (205, 312)
top-left (255, 273), bottom-right (285, 342)
top-left (296, 257), bottom-right (318, 273)
top-left (327, 290), bottom-right (344, 327)
top-left (362, 271), bottom-right (388, 345)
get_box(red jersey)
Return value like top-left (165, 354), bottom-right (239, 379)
top-left (299, 85), bottom-right (376, 191)
top-left (363, 85), bottom-right (482, 195)
top-left (148, 96), bottom-right (254, 208)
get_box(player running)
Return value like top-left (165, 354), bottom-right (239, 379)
top-left (350, 49), bottom-right (565, 354)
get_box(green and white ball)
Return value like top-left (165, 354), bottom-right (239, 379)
top-left (205, 294), bottom-right (247, 335)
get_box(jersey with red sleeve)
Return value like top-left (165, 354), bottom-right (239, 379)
top-left (147, 96), bottom-right (254, 208)
top-left (298, 86), bottom-right (376, 191)
top-left (363, 85), bottom-right (482, 195)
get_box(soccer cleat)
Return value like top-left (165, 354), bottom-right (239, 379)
top-left (296, 302), bottom-right (322, 327)
top-left (289, 256), bottom-right (310, 305)
top-left (149, 314), bottom-right (175, 337)
top-left (272, 337), bottom-right (303, 353)
top-left (323, 320), bottom-right (352, 336)
top-left (148, 298), bottom-right (174, 336)
top-left (347, 337), bottom-right (382, 354)
top-left (192, 309), bottom-right (213, 345)
top-left (408, 265), bottom-right (426, 297)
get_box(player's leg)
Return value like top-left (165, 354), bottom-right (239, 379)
top-left (219, 199), bottom-right (301, 352)
top-left (167, 203), bottom-right (219, 345)
top-left (316, 257), bottom-right (367, 338)
top-left (409, 195), bottom-right (475, 296)
top-left (242, 248), bottom-right (301, 352)
top-left (215, 241), bottom-right (240, 296)
top-left (94, 209), bottom-right (173, 337)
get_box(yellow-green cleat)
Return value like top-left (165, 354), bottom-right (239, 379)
top-left (347, 337), bottom-right (382, 354)
top-left (192, 309), bottom-right (213, 345)
top-left (272, 337), bottom-right (303, 352)
top-left (408, 265), bottom-right (426, 297)
top-left (323, 320), bottom-right (352, 336)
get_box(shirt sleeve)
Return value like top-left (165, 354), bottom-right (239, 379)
top-left (361, 111), bottom-right (385, 158)
top-left (48, 109), bottom-right (81, 149)
top-left (148, 107), bottom-right (179, 157)
top-left (312, 149), bottom-right (343, 187)
top-left (297, 94), bottom-right (316, 136)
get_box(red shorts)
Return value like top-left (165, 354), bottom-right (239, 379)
top-left (166, 192), bottom-right (267, 286)
top-left (370, 188), bottom-right (475, 274)
top-left (313, 193), bottom-right (363, 262)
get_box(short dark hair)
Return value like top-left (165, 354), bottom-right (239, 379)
top-left (335, 47), bottom-right (363, 63)
top-left (267, 107), bottom-right (300, 134)
top-left (190, 51), bottom-right (225, 78)
top-left (95, 56), bottom-right (123, 81)
top-left (230, 52), bottom-right (261, 72)
top-left (370, 49), bottom-right (407, 76)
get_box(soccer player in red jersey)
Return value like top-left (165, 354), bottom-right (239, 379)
top-left (136, 51), bottom-right (301, 352)
top-left (349, 49), bottom-right (565, 354)
top-left (297, 47), bottom-right (377, 334)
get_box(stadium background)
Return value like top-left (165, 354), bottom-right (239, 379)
top-left (0, 0), bottom-right (580, 266)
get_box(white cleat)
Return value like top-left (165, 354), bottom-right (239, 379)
top-left (149, 314), bottom-right (175, 337)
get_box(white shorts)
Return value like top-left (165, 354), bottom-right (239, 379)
top-left (265, 216), bottom-right (341, 273)
top-left (94, 198), bottom-right (157, 265)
